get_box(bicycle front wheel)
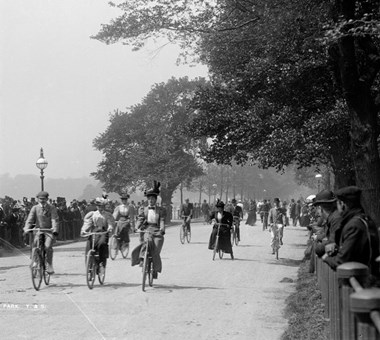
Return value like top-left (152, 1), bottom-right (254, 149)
top-left (213, 237), bottom-right (219, 261)
top-left (186, 227), bottom-right (191, 243)
top-left (235, 227), bottom-right (240, 246)
top-left (109, 235), bottom-right (118, 260)
top-left (179, 225), bottom-right (185, 244)
top-left (31, 248), bottom-right (42, 291)
top-left (86, 251), bottom-right (96, 289)
top-left (142, 248), bottom-right (149, 291)
top-left (98, 264), bottom-right (105, 285)
top-left (43, 252), bottom-right (50, 285)
top-left (148, 258), bottom-right (153, 287)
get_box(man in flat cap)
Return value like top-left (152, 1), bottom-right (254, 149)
top-left (322, 186), bottom-right (380, 278)
top-left (312, 190), bottom-right (341, 257)
top-left (24, 191), bottom-right (59, 274)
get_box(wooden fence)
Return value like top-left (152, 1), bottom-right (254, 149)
top-left (314, 255), bottom-right (380, 339)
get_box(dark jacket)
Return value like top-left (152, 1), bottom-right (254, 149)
top-left (324, 207), bottom-right (380, 276)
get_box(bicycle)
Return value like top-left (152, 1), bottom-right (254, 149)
top-left (232, 217), bottom-right (241, 246)
top-left (269, 224), bottom-right (281, 260)
top-left (26, 228), bottom-right (54, 291)
top-left (136, 229), bottom-right (155, 292)
top-left (81, 231), bottom-right (109, 290)
top-left (262, 212), bottom-right (269, 231)
top-left (212, 223), bottom-right (233, 260)
top-left (109, 222), bottom-right (130, 260)
top-left (179, 215), bottom-right (191, 244)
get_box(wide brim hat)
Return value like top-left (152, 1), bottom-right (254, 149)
top-left (313, 190), bottom-right (337, 206)
top-left (215, 199), bottom-right (225, 208)
top-left (95, 197), bottom-right (107, 206)
top-left (305, 195), bottom-right (316, 205)
top-left (144, 180), bottom-right (161, 197)
top-left (120, 193), bottom-right (130, 199)
top-left (273, 198), bottom-right (280, 203)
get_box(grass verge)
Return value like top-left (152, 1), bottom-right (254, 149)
top-left (281, 259), bottom-right (329, 340)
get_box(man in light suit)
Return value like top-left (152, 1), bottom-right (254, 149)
top-left (24, 191), bottom-right (59, 274)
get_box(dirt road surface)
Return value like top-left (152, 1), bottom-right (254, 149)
top-left (0, 220), bottom-right (308, 340)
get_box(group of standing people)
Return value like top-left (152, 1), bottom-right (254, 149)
top-left (310, 186), bottom-right (380, 279)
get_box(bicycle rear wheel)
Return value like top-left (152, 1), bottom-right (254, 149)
top-left (120, 242), bottom-right (129, 259)
top-left (109, 235), bottom-right (118, 260)
top-left (86, 251), bottom-right (96, 289)
top-left (142, 248), bottom-right (149, 291)
top-left (43, 252), bottom-right (50, 285)
top-left (179, 225), bottom-right (185, 244)
top-left (31, 248), bottom-right (42, 291)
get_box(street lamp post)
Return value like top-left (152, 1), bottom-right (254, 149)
top-left (212, 184), bottom-right (217, 203)
top-left (315, 174), bottom-right (322, 192)
top-left (36, 148), bottom-right (48, 191)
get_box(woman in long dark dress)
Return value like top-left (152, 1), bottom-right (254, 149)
top-left (245, 200), bottom-right (257, 226)
top-left (208, 200), bottom-right (234, 257)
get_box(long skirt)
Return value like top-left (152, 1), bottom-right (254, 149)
top-left (208, 225), bottom-right (233, 254)
top-left (245, 210), bottom-right (256, 226)
top-left (131, 227), bottom-right (164, 273)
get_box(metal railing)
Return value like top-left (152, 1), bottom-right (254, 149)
top-left (314, 255), bottom-right (380, 339)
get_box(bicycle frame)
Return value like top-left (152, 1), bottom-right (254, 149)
top-left (81, 231), bottom-right (109, 289)
top-left (212, 223), bottom-right (229, 260)
top-left (26, 228), bottom-right (54, 291)
top-left (136, 229), bottom-right (155, 291)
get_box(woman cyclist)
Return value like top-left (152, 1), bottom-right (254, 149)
top-left (208, 199), bottom-right (234, 259)
top-left (131, 181), bottom-right (165, 279)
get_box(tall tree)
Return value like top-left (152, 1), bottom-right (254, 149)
top-left (92, 77), bottom-right (205, 205)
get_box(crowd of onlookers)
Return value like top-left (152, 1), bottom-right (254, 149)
top-left (0, 192), bottom-right (315, 250)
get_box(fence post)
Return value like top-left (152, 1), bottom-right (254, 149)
top-left (350, 288), bottom-right (380, 340)
top-left (337, 262), bottom-right (369, 340)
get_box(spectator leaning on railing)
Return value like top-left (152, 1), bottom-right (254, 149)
top-left (312, 190), bottom-right (342, 258)
top-left (322, 186), bottom-right (380, 279)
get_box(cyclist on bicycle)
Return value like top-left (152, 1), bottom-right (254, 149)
top-left (231, 198), bottom-right (243, 242)
top-left (208, 199), bottom-right (234, 258)
top-left (112, 193), bottom-right (132, 249)
top-left (81, 197), bottom-right (114, 269)
top-left (268, 197), bottom-right (286, 254)
top-left (23, 191), bottom-right (59, 274)
top-left (180, 198), bottom-right (193, 232)
top-left (131, 180), bottom-right (165, 279)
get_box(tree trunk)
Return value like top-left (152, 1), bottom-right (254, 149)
top-left (337, 33), bottom-right (380, 224)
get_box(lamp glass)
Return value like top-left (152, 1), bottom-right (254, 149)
top-left (36, 158), bottom-right (48, 170)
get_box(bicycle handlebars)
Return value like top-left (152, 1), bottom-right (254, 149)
top-left (81, 231), bottom-right (110, 238)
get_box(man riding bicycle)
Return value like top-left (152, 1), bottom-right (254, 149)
top-left (180, 198), bottom-right (193, 232)
top-left (23, 191), bottom-right (59, 274)
top-left (231, 199), bottom-right (243, 242)
top-left (81, 197), bottom-right (114, 270)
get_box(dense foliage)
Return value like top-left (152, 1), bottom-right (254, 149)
top-left (92, 77), bottom-right (206, 203)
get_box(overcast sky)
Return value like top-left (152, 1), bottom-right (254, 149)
top-left (0, 0), bottom-right (208, 179)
